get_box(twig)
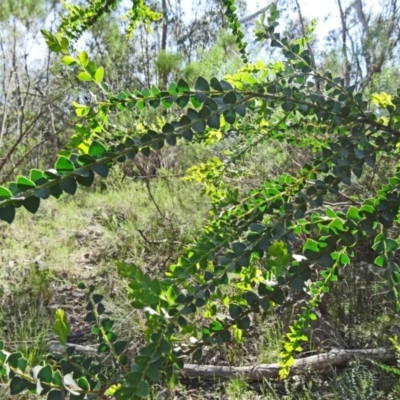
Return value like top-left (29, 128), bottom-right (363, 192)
top-left (239, 5), bottom-right (271, 24)
top-left (0, 71), bottom-right (13, 147)
top-left (0, 139), bottom-right (47, 184)
top-left (137, 229), bottom-right (182, 245)
top-left (0, 109), bottom-right (45, 175)
top-left (133, 160), bottom-right (172, 222)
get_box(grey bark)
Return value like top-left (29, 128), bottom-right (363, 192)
top-left (182, 348), bottom-right (395, 381)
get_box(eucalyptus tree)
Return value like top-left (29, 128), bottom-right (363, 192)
top-left (274, 0), bottom-right (400, 93)
top-left (326, 0), bottom-right (400, 92)
top-left (0, 0), bottom-right (80, 182)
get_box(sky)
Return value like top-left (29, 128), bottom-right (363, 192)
top-left (26, 0), bottom-right (385, 65)
top-left (173, 0), bottom-right (386, 59)
top-left (53, 0), bottom-right (386, 47)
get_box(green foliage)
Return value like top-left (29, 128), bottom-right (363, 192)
top-left (0, 0), bottom-right (47, 23)
top-left (372, 336), bottom-right (400, 397)
top-left (3, 1), bottom-right (400, 398)
top-left (53, 310), bottom-right (71, 346)
top-left (154, 51), bottom-right (182, 83)
top-left (59, 0), bottom-right (161, 40)
top-left (333, 360), bottom-right (385, 399)
top-left (124, 0), bottom-right (162, 39)
top-left (221, 0), bottom-right (248, 63)
top-left (59, 0), bottom-right (120, 39)
top-left (0, 286), bottom-right (128, 399)
top-left (183, 30), bottom-right (245, 84)
top-left (0, 34), bottom-right (255, 223)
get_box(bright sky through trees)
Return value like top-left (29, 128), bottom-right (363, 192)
top-left (175, 0), bottom-right (385, 55)
top-left (284, 0), bottom-right (381, 39)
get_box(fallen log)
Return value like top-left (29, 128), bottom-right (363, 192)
top-left (181, 348), bottom-right (396, 381)
top-left (43, 343), bottom-right (396, 382)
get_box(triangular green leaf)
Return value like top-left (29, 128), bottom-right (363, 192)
top-left (30, 169), bottom-right (46, 183)
top-left (220, 80), bottom-right (233, 90)
top-left (76, 170), bottom-right (95, 187)
top-left (77, 376), bottom-right (90, 391)
top-left (223, 109), bottom-right (236, 124)
top-left (195, 92), bottom-right (207, 103)
top-left (207, 115), bottom-right (220, 129)
top-left (77, 72), bottom-right (92, 81)
top-left (38, 365), bottom-right (53, 383)
top-left (199, 106), bottom-right (211, 119)
top-left (374, 255), bottom-right (385, 267)
top-left (0, 205), bottom-right (15, 224)
top-left (177, 79), bottom-right (190, 93)
top-left (282, 102), bottom-right (296, 112)
top-left (229, 304), bottom-right (242, 319)
top-left (210, 77), bottom-right (223, 91)
top-left (195, 76), bottom-right (210, 92)
top-left (78, 50), bottom-right (89, 67)
top-left (288, 276), bottom-right (305, 290)
top-left (94, 66), bottom-right (104, 84)
top-left (47, 390), bottom-right (63, 400)
top-left (146, 363), bottom-right (160, 382)
top-left (17, 358), bottom-right (28, 373)
top-left (7, 352), bottom-right (22, 368)
top-left (270, 289), bottom-right (284, 304)
top-left (114, 340), bottom-right (127, 356)
top-left (176, 95), bottom-right (189, 108)
top-left (77, 154), bottom-right (96, 166)
top-left (88, 141), bottom-right (106, 158)
top-left (192, 121), bottom-right (205, 133)
top-left (53, 309), bottom-right (71, 346)
top-left (166, 135), bottom-right (176, 146)
top-left (168, 82), bottom-right (177, 94)
top-left (151, 84), bottom-right (160, 96)
top-left (149, 99), bottom-right (160, 108)
top-left (223, 91), bottom-right (237, 104)
top-left (136, 380), bottom-right (149, 397)
top-left (237, 316), bottom-right (251, 330)
top-left (141, 87), bottom-right (150, 97)
top-left (191, 95), bottom-right (202, 108)
top-left (60, 178), bottom-right (77, 195)
top-left (205, 97), bottom-right (218, 111)
top-left (0, 186), bottom-right (12, 199)
top-left (235, 104), bottom-right (246, 117)
top-left (92, 164), bottom-right (109, 178)
top-left (386, 239), bottom-right (399, 252)
top-left (52, 371), bottom-right (62, 386)
top-left (62, 55), bottom-right (76, 65)
top-left (304, 238), bottom-right (319, 252)
top-left (86, 61), bottom-right (97, 76)
top-left (10, 376), bottom-right (28, 395)
top-left (98, 343), bottom-right (109, 353)
top-left (141, 147), bottom-right (151, 157)
top-left (55, 157), bottom-right (75, 175)
top-left (182, 129), bottom-right (193, 141)
top-left (34, 188), bottom-right (51, 199)
top-left (162, 123), bottom-right (174, 133)
top-left (17, 176), bottom-right (36, 191)
top-left (23, 196), bottom-right (40, 214)
top-left (162, 98), bottom-right (174, 108)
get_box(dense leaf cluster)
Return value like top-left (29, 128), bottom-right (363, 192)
top-left (59, 0), bottom-right (161, 40)
top-left (222, 0), bottom-right (248, 63)
top-left (59, 0), bottom-right (121, 39)
top-left (0, 286), bottom-right (126, 399)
